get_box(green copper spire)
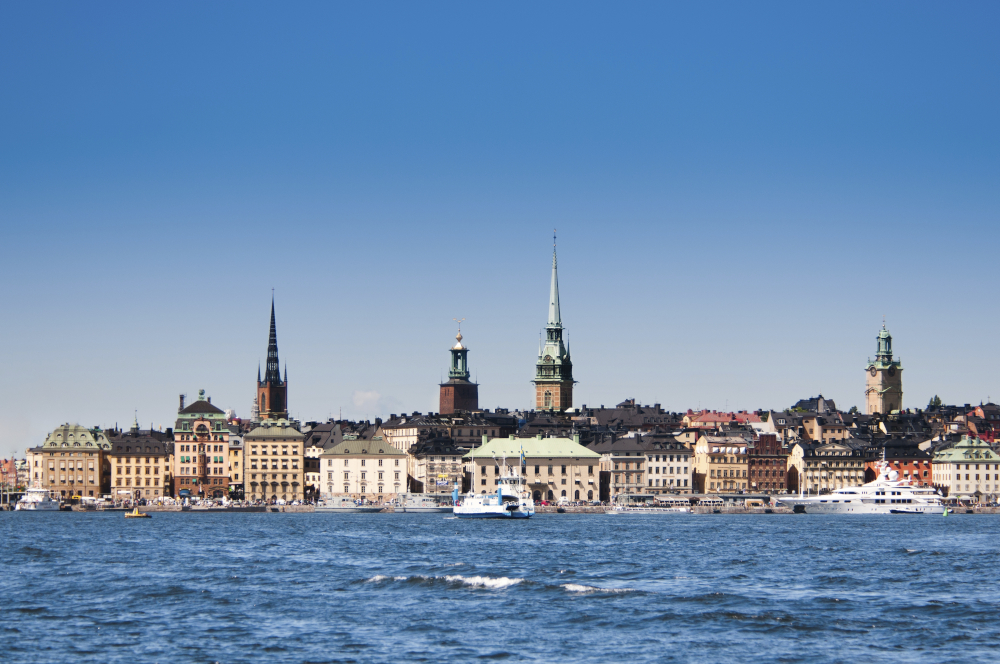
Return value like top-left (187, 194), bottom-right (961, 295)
top-left (548, 231), bottom-right (561, 326)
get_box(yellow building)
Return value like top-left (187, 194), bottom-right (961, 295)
top-left (26, 424), bottom-right (112, 499)
top-left (693, 435), bottom-right (749, 493)
top-left (245, 420), bottom-right (305, 502)
top-left (108, 422), bottom-right (173, 500)
top-left (465, 434), bottom-right (601, 502)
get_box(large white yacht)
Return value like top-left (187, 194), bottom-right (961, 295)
top-left (779, 461), bottom-right (945, 514)
top-left (15, 486), bottom-right (61, 511)
top-left (454, 459), bottom-right (534, 519)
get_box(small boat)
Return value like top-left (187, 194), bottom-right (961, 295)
top-left (315, 496), bottom-right (384, 513)
top-left (15, 486), bottom-right (61, 511)
top-left (124, 507), bottom-right (151, 519)
top-left (605, 497), bottom-right (691, 515)
top-left (454, 458), bottom-right (534, 519)
top-left (394, 493), bottom-right (454, 513)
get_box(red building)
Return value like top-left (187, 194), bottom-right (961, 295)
top-left (748, 433), bottom-right (788, 493)
top-left (864, 438), bottom-right (933, 485)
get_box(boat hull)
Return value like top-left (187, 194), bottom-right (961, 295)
top-left (454, 509), bottom-right (533, 519)
top-left (14, 503), bottom-right (60, 511)
top-left (398, 506), bottom-right (454, 513)
top-left (315, 506), bottom-right (384, 513)
top-left (780, 499), bottom-right (945, 515)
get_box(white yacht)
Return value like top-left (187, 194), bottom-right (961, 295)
top-left (15, 486), bottom-right (61, 511)
top-left (779, 461), bottom-right (945, 514)
top-left (454, 459), bottom-right (534, 519)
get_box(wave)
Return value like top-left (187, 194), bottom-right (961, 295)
top-left (363, 574), bottom-right (522, 589)
top-left (561, 583), bottom-right (635, 594)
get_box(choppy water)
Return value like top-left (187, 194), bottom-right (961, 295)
top-left (2, 512), bottom-right (999, 663)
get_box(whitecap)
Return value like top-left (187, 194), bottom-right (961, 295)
top-left (444, 574), bottom-right (523, 589)
top-left (365, 575), bottom-right (407, 583)
top-left (561, 583), bottom-right (634, 594)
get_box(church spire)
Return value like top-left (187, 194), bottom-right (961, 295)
top-left (548, 230), bottom-right (562, 327)
top-left (264, 296), bottom-right (281, 384)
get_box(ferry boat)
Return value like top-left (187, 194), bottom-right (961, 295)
top-left (394, 493), bottom-right (454, 513)
top-left (778, 460), bottom-right (945, 514)
top-left (454, 458), bottom-right (534, 519)
top-left (15, 486), bottom-right (61, 511)
top-left (315, 496), bottom-right (384, 513)
top-left (605, 496), bottom-right (690, 514)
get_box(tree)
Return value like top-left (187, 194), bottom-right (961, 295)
top-left (848, 406), bottom-right (859, 414)
top-left (927, 395), bottom-right (943, 409)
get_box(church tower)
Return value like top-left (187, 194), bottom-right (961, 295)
top-left (439, 323), bottom-right (479, 414)
top-left (865, 323), bottom-right (903, 415)
top-left (257, 297), bottom-right (288, 420)
top-left (533, 234), bottom-right (574, 411)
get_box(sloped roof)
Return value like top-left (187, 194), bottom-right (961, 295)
top-left (245, 420), bottom-right (303, 440)
top-left (464, 436), bottom-right (600, 460)
top-left (180, 399), bottom-right (225, 415)
top-left (321, 440), bottom-right (405, 456)
top-left (933, 435), bottom-right (999, 463)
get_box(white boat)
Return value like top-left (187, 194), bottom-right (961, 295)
top-left (778, 459), bottom-right (945, 514)
top-left (394, 493), bottom-right (454, 513)
top-left (454, 458), bottom-right (534, 519)
top-left (315, 496), bottom-right (384, 513)
top-left (15, 486), bottom-right (61, 511)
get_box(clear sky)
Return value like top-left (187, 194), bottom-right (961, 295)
top-left (1, 2), bottom-right (998, 456)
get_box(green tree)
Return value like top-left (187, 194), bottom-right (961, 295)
top-left (927, 395), bottom-right (942, 409)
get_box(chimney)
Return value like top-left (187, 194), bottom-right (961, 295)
top-left (207, 396), bottom-right (211, 404)
top-left (179, 394), bottom-right (185, 411)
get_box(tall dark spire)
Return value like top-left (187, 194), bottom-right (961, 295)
top-left (264, 297), bottom-right (282, 384)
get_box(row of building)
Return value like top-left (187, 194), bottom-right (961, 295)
top-left (8, 240), bottom-right (1000, 503)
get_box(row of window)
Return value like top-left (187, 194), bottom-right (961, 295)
top-left (325, 458), bottom-right (400, 467)
top-left (116, 466), bottom-right (159, 475)
top-left (332, 472), bottom-right (400, 481)
top-left (116, 478), bottom-right (160, 486)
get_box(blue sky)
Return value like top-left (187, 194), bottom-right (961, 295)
top-left (1, 2), bottom-right (998, 456)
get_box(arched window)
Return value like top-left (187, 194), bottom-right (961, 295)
top-left (587, 490), bottom-right (593, 500)
top-left (547, 490), bottom-right (553, 500)
top-left (574, 490), bottom-right (579, 500)
top-left (261, 394), bottom-right (266, 410)
top-left (561, 490), bottom-right (566, 497)
top-left (544, 391), bottom-right (552, 409)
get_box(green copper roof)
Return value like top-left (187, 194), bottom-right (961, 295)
top-left (933, 435), bottom-right (998, 463)
top-left (464, 435), bottom-right (600, 460)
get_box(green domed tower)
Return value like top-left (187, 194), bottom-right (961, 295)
top-left (865, 323), bottom-right (903, 415)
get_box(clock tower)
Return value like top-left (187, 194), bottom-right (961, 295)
top-left (865, 323), bottom-right (903, 415)
top-left (533, 235), bottom-right (574, 411)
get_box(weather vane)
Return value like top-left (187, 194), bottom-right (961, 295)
top-left (453, 317), bottom-right (465, 333)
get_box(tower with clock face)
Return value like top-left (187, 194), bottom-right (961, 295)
top-left (865, 324), bottom-right (903, 415)
top-left (533, 236), bottom-right (574, 411)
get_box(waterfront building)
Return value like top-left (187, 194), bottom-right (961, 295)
top-left (173, 390), bottom-right (231, 499)
top-left (863, 438), bottom-right (932, 485)
top-left (439, 326), bottom-right (478, 414)
top-left (108, 419), bottom-right (173, 500)
top-left (533, 237), bottom-right (574, 411)
top-left (256, 298), bottom-right (288, 421)
top-left (786, 440), bottom-right (869, 494)
top-left (26, 424), bottom-right (112, 498)
top-left (865, 323), bottom-right (903, 415)
top-left (302, 426), bottom-right (329, 500)
top-left (245, 419), bottom-right (304, 502)
top-left (408, 436), bottom-right (466, 494)
top-left (693, 434), bottom-right (750, 493)
top-left (593, 437), bottom-right (645, 499)
top-left (748, 433), bottom-right (788, 493)
top-left (319, 434), bottom-right (406, 500)
top-left (227, 432), bottom-right (244, 499)
top-left (465, 434), bottom-right (600, 502)
top-left (931, 435), bottom-right (1000, 501)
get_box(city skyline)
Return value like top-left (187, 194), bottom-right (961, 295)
top-left (3, 3), bottom-right (1000, 455)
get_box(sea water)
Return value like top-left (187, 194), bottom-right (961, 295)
top-left (1, 511), bottom-right (998, 663)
